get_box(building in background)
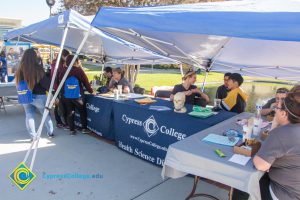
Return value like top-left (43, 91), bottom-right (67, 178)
top-left (0, 17), bottom-right (21, 40)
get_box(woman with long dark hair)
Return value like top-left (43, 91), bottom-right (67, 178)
top-left (15, 48), bottom-right (54, 140)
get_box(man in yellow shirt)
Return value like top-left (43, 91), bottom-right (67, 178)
top-left (220, 73), bottom-right (248, 113)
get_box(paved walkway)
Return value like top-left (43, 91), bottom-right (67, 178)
top-left (0, 103), bottom-right (230, 200)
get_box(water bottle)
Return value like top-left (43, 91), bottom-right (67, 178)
top-left (253, 99), bottom-right (263, 136)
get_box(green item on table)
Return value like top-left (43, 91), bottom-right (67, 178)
top-left (188, 106), bottom-right (214, 118)
top-left (193, 105), bottom-right (212, 112)
top-left (215, 149), bottom-right (226, 157)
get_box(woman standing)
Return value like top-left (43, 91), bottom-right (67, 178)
top-left (170, 69), bottom-right (209, 106)
top-left (15, 48), bottom-right (54, 140)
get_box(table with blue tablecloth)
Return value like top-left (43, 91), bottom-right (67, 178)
top-left (75, 94), bottom-right (115, 140)
top-left (112, 98), bottom-right (236, 166)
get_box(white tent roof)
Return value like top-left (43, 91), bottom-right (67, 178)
top-left (4, 10), bottom-right (178, 65)
top-left (92, 0), bottom-right (300, 81)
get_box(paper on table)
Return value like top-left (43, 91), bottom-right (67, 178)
top-left (229, 154), bottom-right (251, 166)
top-left (202, 134), bottom-right (240, 146)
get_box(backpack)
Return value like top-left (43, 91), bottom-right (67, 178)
top-left (64, 76), bottom-right (80, 99)
top-left (17, 80), bottom-right (33, 104)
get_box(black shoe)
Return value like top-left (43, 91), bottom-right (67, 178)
top-left (47, 133), bottom-right (54, 138)
top-left (70, 130), bottom-right (77, 136)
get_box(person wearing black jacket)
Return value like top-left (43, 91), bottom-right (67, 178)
top-left (216, 72), bottom-right (231, 99)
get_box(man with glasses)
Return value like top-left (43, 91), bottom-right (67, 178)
top-left (261, 88), bottom-right (289, 116)
top-left (216, 72), bottom-right (231, 99)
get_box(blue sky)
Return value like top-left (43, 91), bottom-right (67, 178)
top-left (1, 0), bottom-right (61, 25)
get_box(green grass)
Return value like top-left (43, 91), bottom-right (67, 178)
top-left (84, 67), bottom-right (293, 94)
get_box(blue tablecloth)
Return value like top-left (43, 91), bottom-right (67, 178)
top-left (113, 98), bottom-right (236, 166)
top-left (75, 94), bottom-right (115, 140)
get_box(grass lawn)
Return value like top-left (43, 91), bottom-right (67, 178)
top-left (84, 68), bottom-right (291, 93)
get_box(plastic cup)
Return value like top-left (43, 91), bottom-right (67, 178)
top-left (214, 99), bottom-right (221, 107)
top-left (243, 125), bottom-right (253, 142)
top-left (117, 85), bottom-right (122, 95)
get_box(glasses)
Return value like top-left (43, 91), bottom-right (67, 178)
top-left (276, 97), bottom-right (285, 101)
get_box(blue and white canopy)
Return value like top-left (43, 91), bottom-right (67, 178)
top-left (4, 10), bottom-right (178, 65)
top-left (92, 0), bottom-right (300, 80)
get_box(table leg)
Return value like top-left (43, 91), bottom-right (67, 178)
top-left (185, 176), bottom-right (220, 200)
top-left (228, 187), bottom-right (233, 200)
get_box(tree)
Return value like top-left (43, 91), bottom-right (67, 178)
top-left (62, 0), bottom-right (224, 15)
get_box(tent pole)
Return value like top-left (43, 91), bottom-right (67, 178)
top-left (45, 25), bottom-right (69, 108)
top-left (100, 63), bottom-right (104, 82)
top-left (179, 64), bottom-right (184, 77)
top-left (26, 27), bottom-right (91, 170)
top-left (23, 25), bottom-right (70, 166)
top-left (201, 70), bottom-right (208, 92)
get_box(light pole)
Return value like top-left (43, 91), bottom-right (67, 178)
top-left (46, 0), bottom-right (56, 63)
top-left (46, 0), bottom-right (56, 17)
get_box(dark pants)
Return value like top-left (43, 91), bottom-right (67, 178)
top-left (63, 97), bottom-right (87, 131)
top-left (53, 95), bottom-right (68, 125)
top-left (232, 173), bottom-right (273, 200)
top-left (54, 104), bottom-right (63, 125)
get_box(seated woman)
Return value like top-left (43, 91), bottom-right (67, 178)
top-left (170, 70), bottom-right (209, 106)
top-left (232, 85), bottom-right (300, 200)
top-left (261, 87), bottom-right (289, 116)
top-left (109, 67), bottom-right (133, 94)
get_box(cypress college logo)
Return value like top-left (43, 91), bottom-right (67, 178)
top-left (122, 114), bottom-right (187, 140)
top-left (143, 115), bottom-right (159, 137)
top-left (8, 162), bottom-right (36, 190)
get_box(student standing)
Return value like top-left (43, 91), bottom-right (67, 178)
top-left (15, 49), bottom-right (54, 140)
top-left (58, 55), bottom-right (94, 135)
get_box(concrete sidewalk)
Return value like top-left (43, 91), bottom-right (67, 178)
top-left (0, 104), bottom-right (229, 200)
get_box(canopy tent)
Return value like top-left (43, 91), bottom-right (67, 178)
top-left (4, 10), bottom-right (178, 65)
top-left (4, 10), bottom-right (179, 171)
top-left (91, 0), bottom-right (300, 81)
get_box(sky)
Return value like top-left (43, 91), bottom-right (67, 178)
top-left (0, 0), bottom-right (61, 26)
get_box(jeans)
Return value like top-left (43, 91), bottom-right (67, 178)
top-left (63, 97), bottom-right (87, 131)
top-left (23, 95), bottom-right (54, 137)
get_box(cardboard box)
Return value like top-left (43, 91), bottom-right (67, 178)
top-left (234, 139), bottom-right (261, 157)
